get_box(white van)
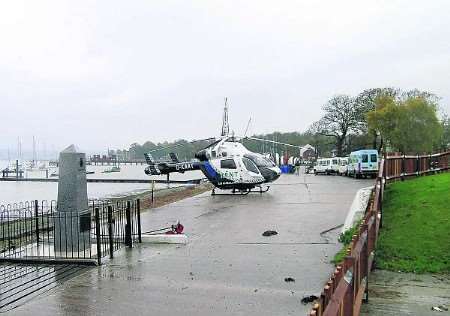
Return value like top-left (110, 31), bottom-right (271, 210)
top-left (314, 158), bottom-right (339, 175)
top-left (338, 157), bottom-right (349, 175)
top-left (330, 157), bottom-right (340, 174)
top-left (314, 158), bottom-right (329, 174)
top-left (348, 150), bottom-right (379, 178)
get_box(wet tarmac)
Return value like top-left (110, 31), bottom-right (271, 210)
top-left (360, 270), bottom-right (450, 316)
top-left (6, 173), bottom-right (372, 316)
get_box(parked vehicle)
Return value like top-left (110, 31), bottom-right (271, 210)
top-left (330, 157), bottom-right (340, 174)
top-left (338, 157), bottom-right (349, 175)
top-left (314, 158), bottom-right (339, 175)
top-left (314, 158), bottom-right (328, 174)
top-left (347, 149), bottom-right (379, 178)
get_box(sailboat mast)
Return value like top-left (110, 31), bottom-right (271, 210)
top-left (32, 136), bottom-right (36, 167)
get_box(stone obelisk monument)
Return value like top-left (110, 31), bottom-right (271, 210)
top-left (54, 145), bottom-right (90, 254)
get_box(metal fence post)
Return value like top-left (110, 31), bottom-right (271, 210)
top-left (107, 205), bottom-right (114, 259)
top-left (137, 199), bottom-right (142, 243)
top-left (95, 207), bottom-right (102, 265)
top-left (125, 201), bottom-right (132, 247)
top-left (34, 200), bottom-right (40, 244)
top-left (151, 180), bottom-right (155, 205)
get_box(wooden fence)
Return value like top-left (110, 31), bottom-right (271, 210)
top-left (309, 150), bottom-right (450, 316)
top-left (384, 151), bottom-right (450, 181)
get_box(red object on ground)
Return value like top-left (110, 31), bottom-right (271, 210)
top-left (165, 222), bottom-right (184, 234)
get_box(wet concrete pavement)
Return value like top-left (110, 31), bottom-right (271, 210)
top-left (361, 270), bottom-right (450, 316)
top-left (7, 173), bottom-right (372, 316)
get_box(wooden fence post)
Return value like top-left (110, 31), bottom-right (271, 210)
top-left (343, 256), bottom-right (356, 316)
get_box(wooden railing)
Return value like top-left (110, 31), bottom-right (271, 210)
top-left (384, 151), bottom-right (450, 181)
top-left (309, 150), bottom-right (449, 316)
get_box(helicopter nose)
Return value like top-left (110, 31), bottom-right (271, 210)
top-left (274, 166), bottom-right (281, 175)
top-left (272, 167), bottom-right (281, 180)
top-left (260, 167), bottom-right (281, 182)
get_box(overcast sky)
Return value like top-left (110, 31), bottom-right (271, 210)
top-left (1, 1), bottom-right (449, 156)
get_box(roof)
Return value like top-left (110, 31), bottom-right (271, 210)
top-left (300, 144), bottom-right (315, 155)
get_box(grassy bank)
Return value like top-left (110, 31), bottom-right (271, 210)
top-left (332, 224), bottom-right (360, 265)
top-left (376, 172), bottom-right (450, 273)
top-left (143, 183), bottom-right (213, 209)
top-left (120, 183), bottom-right (213, 210)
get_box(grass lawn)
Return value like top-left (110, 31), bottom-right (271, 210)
top-left (376, 172), bottom-right (450, 273)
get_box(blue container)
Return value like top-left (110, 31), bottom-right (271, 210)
top-left (280, 165), bottom-right (290, 173)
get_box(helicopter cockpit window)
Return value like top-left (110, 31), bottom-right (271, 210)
top-left (220, 159), bottom-right (237, 169)
top-left (242, 157), bottom-right (260, 174)
top-left (244, 154), bottom-right (275, 167)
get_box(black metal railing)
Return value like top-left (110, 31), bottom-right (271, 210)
top-left (0, 199), bottom-right (142, 265)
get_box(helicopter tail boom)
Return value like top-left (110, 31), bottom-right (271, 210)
top-left (144, 152), bottom-right (201, 176)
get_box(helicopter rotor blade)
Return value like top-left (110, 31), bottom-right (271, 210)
top-left (147, 137), bottom-right (216, 154)
top-left (244, 136), bottom-right (303, 149)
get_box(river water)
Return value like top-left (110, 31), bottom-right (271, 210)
top-left (0, 160), bottom-right (204, 205)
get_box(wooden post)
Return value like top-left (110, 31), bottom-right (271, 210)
top-left (362, 224), bottom-right (369, 303)
top-left (401, 154), bottom-right (405, 181)
top-left (343, 256), bottom-right (356, 316)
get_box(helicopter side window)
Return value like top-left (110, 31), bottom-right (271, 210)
top-left (211, 151), bottom-right (217, 158)
top-left (242, 157), bottom-right (260, 174)
top-left (220, 159), bottom-right (237, 169)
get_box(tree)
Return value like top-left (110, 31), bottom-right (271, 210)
top-left (310, 95), bottom-right (362, 156)
top-left (355, 88), bottom-right (400, 150)
top-left (367, 96), bottom-right (443, 153)
top-left (440, 115), bottom-right (450, 149)
top-left (400, 89), bottom-right (440, 104)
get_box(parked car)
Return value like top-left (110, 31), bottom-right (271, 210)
top-left (347, 149), bottom-right (379, 178)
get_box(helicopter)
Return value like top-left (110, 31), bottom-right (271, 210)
top-left (144, 99), bottom-right (303, 195)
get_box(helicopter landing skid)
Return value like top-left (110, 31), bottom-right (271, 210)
top-left (211, 186), bottom-right (270, 196)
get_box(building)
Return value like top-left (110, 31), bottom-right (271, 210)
top-left (300, 144), bottom-right (316, 160)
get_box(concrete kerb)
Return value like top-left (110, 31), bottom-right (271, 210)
top-left (342, 186), bottom-right (374, 233)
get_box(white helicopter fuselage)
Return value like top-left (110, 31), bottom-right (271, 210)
top-left (196, 137), bottom-right (281, 190)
